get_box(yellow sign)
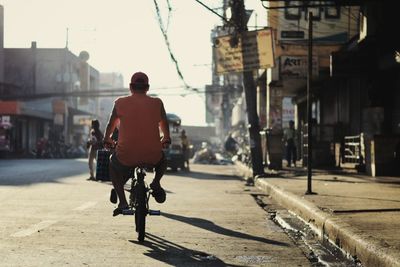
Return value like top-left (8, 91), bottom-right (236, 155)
top-left (73, 115), bottom-right (92, 126)
top-left (214, 28), bottom-right (275, 74)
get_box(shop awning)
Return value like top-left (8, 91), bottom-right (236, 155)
top-left (0, 100), bottom-right (53, 120)
top-left (68, 107), bottom-right (95, 116)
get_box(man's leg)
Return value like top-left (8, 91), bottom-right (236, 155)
top-left (285, 145), bottom-right (291, 167)
top-left (88, 148), bottom-right (96, 179)
top-left (186, 150), bottom-right (190, 169)
top-left (153, 154), bottom-right (167, 184)
top-left (292, 145), bottom-right (297, 167)
top-left (109, 155), bottom-right (130, 208)
top-left (150, 153), bottom-right (167, 203)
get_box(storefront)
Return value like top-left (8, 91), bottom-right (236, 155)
top-left (0, 115), bottom-right (12, 152)
top-left (0, 100), bottom-right (52, 157)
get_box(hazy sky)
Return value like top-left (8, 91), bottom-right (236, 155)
top-left (0, 0), bottom-right (267, 125)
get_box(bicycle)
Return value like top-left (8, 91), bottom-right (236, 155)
top-left (121, 165), bottom-right (161, 242)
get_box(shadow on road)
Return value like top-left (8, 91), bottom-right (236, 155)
top-left (129, 233), bottom-right (245, 267)
top-left (0, 159), bottom-right (88, 186)
top-left (173, 170), bottom-right (241, 181)
top-left (162, 212), bottom-right (289, 247)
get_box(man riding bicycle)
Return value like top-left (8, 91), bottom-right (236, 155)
top-left (103, 71), bottom-right (171, 216)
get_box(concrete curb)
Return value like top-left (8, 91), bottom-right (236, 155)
top-left (234, 161), bottom-right (400, 267)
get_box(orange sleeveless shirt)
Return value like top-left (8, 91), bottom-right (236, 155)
top-left (114, 94), bottom-right (163, 166)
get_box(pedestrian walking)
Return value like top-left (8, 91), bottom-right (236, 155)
top-left (87, 119), bottom-right (104, 180)
top-left (283, 120), bottom-right (297, 167)
top-left (180, 129), bottom-right (190, 170)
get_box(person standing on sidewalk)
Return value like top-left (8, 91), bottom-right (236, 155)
top-left (283, 120), bottom-right (297, 167)
top-left (87, 119), bottom-right (104, 180)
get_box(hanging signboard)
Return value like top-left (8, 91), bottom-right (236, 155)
top-left (214, 28), bottom-right (275, 74)
top-left (277, 4), bottom-right (359, 43)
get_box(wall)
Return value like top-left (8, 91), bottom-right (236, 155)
top-left (99, 72), bottom-right (124, 130)
top-left (4, 49), bottom-right (36, 95)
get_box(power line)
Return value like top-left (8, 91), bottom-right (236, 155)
top-left (153, 0), bottom-right (190, 90)
top-left (0, 89), bottom-right (209, 101)
top-left (260, 0), bottom-right (363, 9)
top-left (0, 84), bottom-right (210, 101)
top-left (165, 0), bottom-right (173, 32)
top-left (193, 0), bottom-right (230, 25)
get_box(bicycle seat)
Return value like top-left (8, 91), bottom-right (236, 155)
top-left (133, 164), bottom-right (155, 173)
top-left (135, 163), bottom-right (155, 169)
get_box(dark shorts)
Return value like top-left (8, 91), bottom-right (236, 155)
top-left (110, 152), bottom-right (165, 178)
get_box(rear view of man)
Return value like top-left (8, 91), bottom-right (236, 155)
top-left (103, 72), bottom-right (171, 216)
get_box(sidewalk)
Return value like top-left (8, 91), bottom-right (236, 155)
top-left (235, 161), bottom-right (400, 267)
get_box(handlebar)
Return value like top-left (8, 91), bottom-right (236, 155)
top-left (103, 138), bottom-right (171, 149)
top-left (103, 140), bottom-right (116, 150)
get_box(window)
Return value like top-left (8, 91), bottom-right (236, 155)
top-left (325, 2), bottom-right (340, 19)
top-left (284, 1), bottom-right (301, 20)
top-left (305, 1), bottom-right (322, 21)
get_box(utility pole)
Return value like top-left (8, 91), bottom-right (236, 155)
top-left (231, 0), bottom-right (265, 177)
top-left (306, 11), bottom-right (314, 194)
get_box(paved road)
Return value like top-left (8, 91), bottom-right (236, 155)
top-left (0, 159), bottom-right (310, 266)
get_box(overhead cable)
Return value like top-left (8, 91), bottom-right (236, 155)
top-left (153, 0), bottom-right (190, 90)
top-left (193, 0), bottom-right (230, 25)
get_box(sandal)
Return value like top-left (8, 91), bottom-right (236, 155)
top-left (113, 206), bottom-right (129, 217)
top-left (150, 182), bottom-right (166, 203)
top-left (110, 189), bottom-right (118, 204)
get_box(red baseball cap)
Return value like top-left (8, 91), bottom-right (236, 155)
top-left (130, 72), bottom-right (149, 89)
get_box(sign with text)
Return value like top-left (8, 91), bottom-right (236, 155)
top-left (280, 55), bottom-right (319, 78)
top-left (214, 28), bottom-right (275, 74)
top-left (0, 116), bottom-right (12, 129)
top-left (282, 97), bottom-right (295, 128)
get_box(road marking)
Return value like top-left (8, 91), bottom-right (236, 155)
top-left (73, 201), bottom-right (97, 211)
top-left (11, 220), bottom-right (57, 237)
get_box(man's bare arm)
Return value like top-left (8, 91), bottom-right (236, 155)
top-left (159, 103), bottom-right (170, 144)
top-left (104, 105), bottom-right (118, 143)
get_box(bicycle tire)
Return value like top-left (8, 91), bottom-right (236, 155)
top-left (135, 183), bottom-right (147, 242)
top-left (135, 206), bottom-right (146, 242)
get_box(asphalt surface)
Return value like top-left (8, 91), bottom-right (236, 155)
top-left (0, 159), bottom-right (311, 266)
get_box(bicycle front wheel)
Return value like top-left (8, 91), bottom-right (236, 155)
top-left (135, 207), bottom-right (146, 242)
top-left (135, 186), bottom-right (147, 242)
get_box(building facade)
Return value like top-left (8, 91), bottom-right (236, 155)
top-left (98, 72), bottom-right (124, 131)
top-left (259, 1), bottom-right (400, 176)
top-left (263, 1), bottom-right (359, 168)
top-left (329, 1), bottom-right (400, 176)
top-left (0, 5), bottom-right (100, 156)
